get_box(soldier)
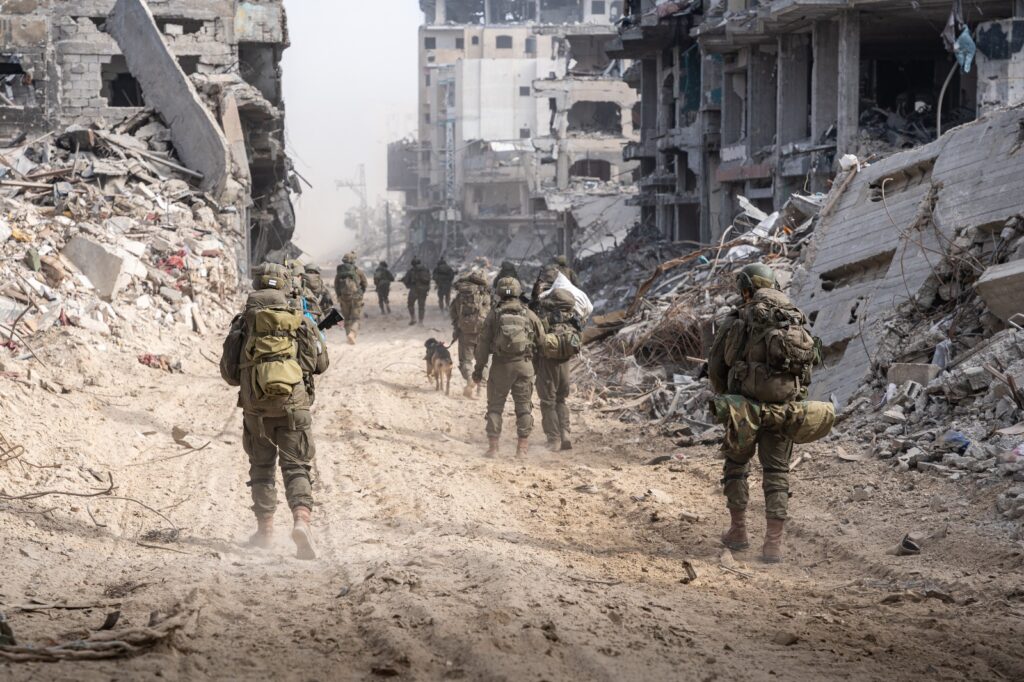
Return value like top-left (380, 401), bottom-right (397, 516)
top-left (491, 260), bottom-right (521, 290)
top-left (219, 263), bottom-right (330, 560)
top-left (472, 277), bottom-right (546, 457)
top-left (374, 261), bottom-right (395, 315)
top-left (301, 262), bottom-right (334, 324)
top-left (535, 287), bottom-right (581, 451)
top-left (401, 257), bottom-right (432, 326)
top-left (553, 254), bottom-right (580, 287)
top-left (450, 268), bottom-right (491, 398)
top-left (707, 263), bottom-right (817, 564)
top-left (433, 257), bottom-right (456, 311)
top-left (334, 252), bottom-right (368, 345)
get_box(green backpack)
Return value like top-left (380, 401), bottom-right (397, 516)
top-left (455, 283), bottom-right (485, 336)
top-left (335, 263), bottom-right (360, 300)
top-left (494, 306), bottom-right (532, 360)
top-left (541, 321), bottom-right (582, 362)
top-left (245, 305), bottom-right (304, 400)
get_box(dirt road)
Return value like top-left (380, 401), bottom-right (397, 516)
top-left (2, 292), bottom-right (1024, 681)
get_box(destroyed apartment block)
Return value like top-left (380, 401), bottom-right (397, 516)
top-left (610, 0), bottom-right (1024, 248)
top-left (0, 0), bottom-right (297, 266)
top-left (389, 0), bottom-right (640, 268)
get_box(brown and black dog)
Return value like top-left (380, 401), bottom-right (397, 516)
top-left (424, 338), bottom-right (453, 395)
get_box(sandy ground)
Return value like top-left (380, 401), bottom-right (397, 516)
top-left (2, 287), bottom-right (1024, 681)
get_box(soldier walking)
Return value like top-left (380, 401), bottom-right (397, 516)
top-left (433, 257), bottom-right (456, 311)
top-left (450, 268), bottom-right (491, 398)
top-left (472, 277), bottom-right (546, 457)
top-left (219, 263), bottom-right (330, 560)
top-left (374, 261), bottom-right (395, 315)
top-left (301, 262), bottom-right (334, 323)
top-left (402, 257), bottom-right (432, 326)
top-left (535, 288), bottom-right (580, 451)
top-left (707, 263), bottom-right (819, 563)
top-left (334, 252), bottom-right (368, 345)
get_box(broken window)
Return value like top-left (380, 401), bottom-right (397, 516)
top-left (525, 37), bottom-right (536, 55)
top-left (238, 43), bottom-right (281, 104)
top-left (177, 56), bottom-right (199, 76)
top-left (101, 55), bottom-right (144, 107)
top-left (592, 1), bottom-right (607, 14)
top-left (156, 18), bottom-right (205, 36)
top-left (567, 101), bottom-right (622, 135)
top-left (496, 36), bottom-right (513, 50)
top-left (566, 35), bottom-right (612, 76)
top-left (570, 159), bottom-right (611, 181)
top-left (425, 37), bottom-right (437, 50)
top-left (519, 86), bottom-right (531, 97)
top-left (0, 57), bottom-right (37, 108)
top-left (456, 38), bottom-right (465, 50)
top-left (541, 0), bottom-right (581, 24)
top-left (520, 127), bottom-right (531, 139)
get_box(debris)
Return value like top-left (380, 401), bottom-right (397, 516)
top-left (680, 561), bottom-right (698, 584)
top-left (138, 354), bottom-right (183, 373)
top-left (772, 632), bottom-right (799, 646)
top-left (887, 535), bottom-right (923, 557)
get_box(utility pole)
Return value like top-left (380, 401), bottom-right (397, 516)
top-left (335, 164), bottom-right (369, 244)
top-left (385, 202), bottom-right (393, 263)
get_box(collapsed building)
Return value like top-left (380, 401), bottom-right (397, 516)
top-left (0, 0), bottom-right (297, 266)
top-left (390, 0), bottom-right (641, 267)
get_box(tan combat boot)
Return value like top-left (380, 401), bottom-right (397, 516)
top-left (291, 506), bottom-right (317, 561)
top-left (720, 508), bottom-right (750, 551)
top-left (516, 437), bottom-right (529, 457)
top-left (346, 330), bottom-right (357, 345)
top-left (762, 518), bottom-right (785, 563)
top-left (247, 514), bottom-right (274, 550)
top-left (484, 437), bottom-right (499, 458)
top-left (546, 437), bottom-right (561, 452)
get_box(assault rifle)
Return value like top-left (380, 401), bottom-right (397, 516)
top-left (318, 308), bottom-right (344, 332)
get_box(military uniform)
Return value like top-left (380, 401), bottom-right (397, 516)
top-left (707, 263), bottom-right (815, 563)
top-left (402, 258), bottom-right (432, 325)
top-left (473, 278), bottom-right (546, 456)
top-left (450, 270), bottom-right (491, 396)
top-left (301, 263), bottom-right (334, 323)
top-left (491, 260), bottom-right (521, 291)
top-left (219, 263), bottom-right (330, 559)
top-left (433, 259), bottom-right (456, 311)
top-left (334, 253), bottom-right (368, 344)
top-left (374, 262), bottom-right (395, 314)
top-left (535, 289), bottom-right (577, 450)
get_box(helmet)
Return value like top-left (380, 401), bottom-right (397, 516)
top-left (736, 263), bottom-right (777, 294)
top-left (252, 263), bottom-right (291, 291)
top-left (500, 260), bottom-right (515, 271)
top-left (411, 257), bottom-right (421, 266)
top-left (286, 259), bottom-right (304, 275)
top-left (549, 288), bottom-right (575, 311)
top-left (342, 252), bottom-right (356, 264)
top-left (304, 262), bottom-right (320, 274)
top-left (466, 268), bottom-right (488, 287)
top-left (555, 255), bottom-right (568, 267)
top-left (379, 261), bottom-right (388, 268)
top-left (496, 277), bottom-right (522, 300)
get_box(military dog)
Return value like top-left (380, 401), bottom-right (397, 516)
top-left (424, 338), bottom-right (453, 395)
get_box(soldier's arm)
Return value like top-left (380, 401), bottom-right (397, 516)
top-left (473, 314), bottom-right (495, 379)
top-left (359, 271), bottom-right (368, 292)
top-left (707, 315), bottom-right (737, 394)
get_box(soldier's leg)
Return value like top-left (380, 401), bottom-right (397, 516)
top-left (486, 363), bottom-right (511, 438)
top-left (243, 414), bottom-right (279, 517)
top-left (350, 299), bottom-right (364, 335)
top-left (417, 292), bottom-right (427, 323)
top-left (457, 340), bottom-right (474, 381)
top-left (758, 430), bottom-right (794, 520)
top-left (554, 361), bottom-right (572, 446)
top-left (721, 451), bottom-right (754, 512)
top-left (407, 291), bottom-right (416, 324)
top-left (378, 291), bottom-right (386, 314)
top-left (535, 357), bottom-right (559, 445)
top-left (274, 410), bottom-right (316, 512)
top-left (510, 361), bottom-right (536, 440)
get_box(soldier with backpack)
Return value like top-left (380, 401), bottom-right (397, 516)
top-left (401, 257), bottom-right (432, 326)
top-left (450, 269), bottom-right (491, 398)
top-left (219, 263), bottom-right (330, 560)
top-left (707, 263), bottom-right (824, 564)
top-left (433, 257), bottom-right (456, 311)
top-left (472, 277), bottom-right (546, 457)
top-left (535, 288), bottom-right (582, 451)
top-left (374, 261), bottom-right (395, 315)
top-left (301, 262), bottom-right (334, 324)
top-left (334, 252), bottom-right (368, 345)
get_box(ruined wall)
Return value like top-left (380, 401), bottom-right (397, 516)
top-left (976, 19), bottom-right (1024, 115)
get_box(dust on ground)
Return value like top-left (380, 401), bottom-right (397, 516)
top-left (2, 289), bottom-right (1023, 681)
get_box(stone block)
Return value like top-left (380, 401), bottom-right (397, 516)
top-left (976, 259), bottom-right (1024, 322)
top-left (62, 235), bottom-right (127, 301)
top-left (887, 363), bottom-right (942, 387)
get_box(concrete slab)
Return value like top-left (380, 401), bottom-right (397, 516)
top-left (63, 236), bottom-right (127, 301)
top-left (976, 259), bottom-right (1024, 322)
top-left (106, 0), bottom-right (230, 196)
top-left (887, 363), bottom-right (942, 387)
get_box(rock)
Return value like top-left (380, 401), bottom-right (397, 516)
top-left (962, 367), bottom-right (989, 392)
top-left (976, 259), bottom-right (1024, 322)
top-left (645, 488), bottom-right (673, 504)
top-left (23, 248), bottom-right (41, 272)
top-left (160, 286), bottom-right (183, 303)
top-left (120, 239), bottom-right (147, 257)
top-left (772, 632), bottom-right (799, 646)
top-left (883, 408), bottom-right (907, 424)
top-left (69, 313), bottom-right (111, 335)
top-left (0, 219), bottom-right (11, 243)
top-left (888, 364), bottom-right (941, 387)
top-left (62, 236), bottom-right (128, 301)
top-left (135, 294), bottom-right (153, 310)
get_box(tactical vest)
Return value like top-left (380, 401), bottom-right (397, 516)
top-left (335, 263), bottom-right (361, 300)
top-left (539, 292), bottom-right (582, 362)
top-left (723, 288), bottom-right (820, 404)
top-left (412, 266), bottom-right (432, 288)
top-left (492, 301), bottom-right (534, 361)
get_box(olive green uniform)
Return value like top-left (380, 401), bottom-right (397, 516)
top-left (709, 309), bottom-right (797, 521)
top-left (473, 299), bottom-right (546, 438)
top-left (374, 264), bottom-right (395, 314)
top-left (450, 278), bottom-right (491, 382)
top-left (335, 267), bottom-right (368, 336)
top-left (534, 293), bottom-right (575, 445)
top-left (433, 261), bottom-right (456, 311)
top-left (221, 287), bottom-right (330, 517)
top-left (402, 262), bottom-right (432, 323)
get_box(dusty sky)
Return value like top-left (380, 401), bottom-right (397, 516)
top-left (281, 1), bottom-right (421, 261)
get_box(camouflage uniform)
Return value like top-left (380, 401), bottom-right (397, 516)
top-left (450, 270), bottom-right (491, 392)
top-left (433, 259), bottom-right (456, 311)
top-left (535, 289), bottom-right (576, 450)
top-left (373, 262), bottom-right (395, 314)
top-left (301, 263), bottom-right (334, 323)
top-left (334, 253), bottom-right (368, 341)
top-left (402, 258), bottom-right (432, 325)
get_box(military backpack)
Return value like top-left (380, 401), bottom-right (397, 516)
top-left (335, 263), bottom-right (361, 300)
top-left (539, 290), bottom-right (582, 362)
top-left (493, 304), bottom-right (533, 360)
top-left (454, 282), bottom-right (486, 336)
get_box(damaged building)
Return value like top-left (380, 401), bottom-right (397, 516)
top-left (0, 0), bottom-right (297, 266)
top-left (610, 0), bottom-right (1024, 244)
top-left (394, 0), bottom-right (641, 265)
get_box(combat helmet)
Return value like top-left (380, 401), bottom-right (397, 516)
top-left (555, 254), bottom-right (569, 267)
top-left (496, 276), bottom-right (522, 300)
top-left (304, 262), bottom-right (321, 274)
top-left (342, 252), bottom-right (356, 264)
top-left (466, 268), bottom-right (488, 287)
top-left (252, 263), bottom-right (291, 291)
top-left (736, 263), bottom-right (777, 295)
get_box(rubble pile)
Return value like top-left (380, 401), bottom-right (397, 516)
top-left (0, 111), bottom-right (241, 353)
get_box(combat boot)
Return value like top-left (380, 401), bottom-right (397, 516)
top-left (516, 437), bottom-right (529, 457)
top-left (762, 518), bottom-right (785, 563)
top-left (247, 514), bottom-right (274, 550)
top-left (560, 439), bottom-right (573, 451)
top-left (720, 508), bottom-right (750, 551)
top-left (346, 331), bottom-right (357, 345)
top-left (408, 313), bottom-right (416, 326)
top-left (484, 437), bottom-right (499, 458)
top-left (546, 437), bottom-right (560, 452)
top-left (291, 506), bottom-right (317, 561)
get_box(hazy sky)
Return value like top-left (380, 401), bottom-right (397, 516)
top-left (281, 1), bottom-right (422, 261)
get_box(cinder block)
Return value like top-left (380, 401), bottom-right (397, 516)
top-left (887, 363), bottom-right (942, 386)
top-left (976, 259), bottom-right (1024, 322)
